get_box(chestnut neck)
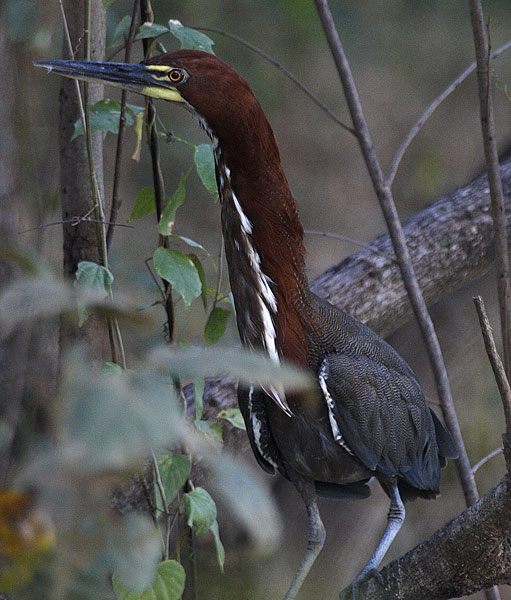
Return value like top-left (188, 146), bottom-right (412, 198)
top-left (212, 114), bottom-right (311, 367)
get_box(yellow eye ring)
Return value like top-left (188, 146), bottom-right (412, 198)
top-left (169, 69), bottom-right (184, 83)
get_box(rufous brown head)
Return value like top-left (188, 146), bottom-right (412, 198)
top-left (35, 50), bottom-right (267, 150)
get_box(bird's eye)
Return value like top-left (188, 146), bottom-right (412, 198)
top-left (168, 69), bottom-right (184, 83)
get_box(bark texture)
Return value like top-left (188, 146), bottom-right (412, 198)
top-left (58, 0), bottom-right (106, 358)
top-left (313, 158), bottom-right (510, 338)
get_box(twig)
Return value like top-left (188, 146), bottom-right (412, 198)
top-left (387, 39), bottom-right (511, 186)
top-left (19, 218), bottom-right (134, 234)
top-left (151, 450), bottom-right (170, 559)
top-left (193, 26), bottom-right (355, 136)
top-left (140, 0), bottom-right (176, 345)
top-left (474, 296), bottom-right (511, 436)
top-left (106, 0), bottom-right (140, 251)
top-left (210, 233), bottom-right (224, 314)
top-left (304, 229), bottom-right (394, 261)
top-left (144, 256), bottom-right (165, 297)
top-left (469, 1), bottom-right (511, 382)
top-left (314, 0), bottom-right (479, 508)
top-left (471, 447), bottom-right (503, 474)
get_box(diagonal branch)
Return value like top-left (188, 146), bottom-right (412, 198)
top-left (474, 297), bottom-right (511, 446)
top-left (387, 39), bottom-right (511, 186)
top-left (194, 26), bottom-right (355, 135)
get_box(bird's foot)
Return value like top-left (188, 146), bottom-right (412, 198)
top-left (339, 568), bottom-right (383, 600)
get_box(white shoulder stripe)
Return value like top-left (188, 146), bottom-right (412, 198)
top-left (218, 159), bottom-right (294, 417)
top-left (232, 191), bottom-right (253, 235)
top-left (319, 360), bottom-right (354, 455)
top-left (248, 386), bottom-right (278, 467)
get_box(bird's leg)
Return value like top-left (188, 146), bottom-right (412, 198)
top-left (346, 480), bottom-right (404, 600)
top-left (283, 477), bottom-right (326, 600)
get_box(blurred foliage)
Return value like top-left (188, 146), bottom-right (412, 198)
top-left (0, 284), bottom-right (303, 596)
top-left (0, 256), bottom-right (315, 597)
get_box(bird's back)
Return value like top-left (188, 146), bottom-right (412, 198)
top-left (303, 293), bottom-right (456, 497)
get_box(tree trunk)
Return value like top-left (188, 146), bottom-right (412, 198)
top-left (0, 19), bottom-right (34, 486)
top-left (58, 0), bottom-right (106, 361)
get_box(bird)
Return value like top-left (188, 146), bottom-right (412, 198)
top-left (36, 50), bottom-right (458, 599)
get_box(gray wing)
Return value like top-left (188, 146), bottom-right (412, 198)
top-left (319, 352), bottom-right (442, 492)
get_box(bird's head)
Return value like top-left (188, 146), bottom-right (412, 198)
top-left (35, 50), bottom-right (266, 147)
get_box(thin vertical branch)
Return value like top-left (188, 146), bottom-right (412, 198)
top-left (468, 7), bottom-right (511, 587)
top-left (139, 0), bottom-right (175, 344)
top-left (469, 0), bottom-right (511, 380)
top-left (151, 450), bottom-right (170, 559)
top-left (106, 0), bottom-right (140, 251)
top-left (313, 0), bottom-right (479, 509)
top-left (473, 297), bottom-right (511, 600)
top-left (474, 297), bottom-right (511, 436)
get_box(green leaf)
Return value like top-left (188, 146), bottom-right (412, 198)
top-left (126, 103), bottom-right (145, 115)
top-left (75, 261), bottom-right (114, 294)
top-left (192, 377), bottom-right (204, 421)
top-left (168, 20), bottom-right (215, 54)
top-left (189, 254), bottom-right (207, 310)
top-left (208, 455), bottom-right (282, 554)
top-left (217, 408), bottom-right (246, 430)
top-left (153, 452), bottom-right (191, 512)
top-left (184, 487), bottom-right (216, 536)
top-left (112, 559), bottom-right (185, 600)
top-left (193, 419), bottom-right (223, 446)
top-left (0, 274), bottom-right (147, 338)
top-left (102, 361), bottom-right (124, 375)
top-left (74, 261), bottom-right (114, 326)
top-left (158, 174), bottom-right (186, 236)
top-left (153, 247), bottom-right (201, 308)
top-left (210, 520), bottom-right (225, 571)
top-left (129, 187), bottom-right (156, 222)
top-left (131, 110), bottom-right (145, 161)
top-left (204, 307), bottom-right (231, 345)
top-left (170, 234), bottom-right (215, 268)
top-left (103, 0), bottom-right (118, 9)
top-left (194, 144), bottom-right (218, 198)
top-left (72, 99), bottom-right (135, 140)
top-left (109, 14), bottom-right (132, 48)
top-left (135, 23), bottom-right (169, 40)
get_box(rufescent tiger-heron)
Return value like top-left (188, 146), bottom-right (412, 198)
top-left (36, 50), bottom-right (457, 599)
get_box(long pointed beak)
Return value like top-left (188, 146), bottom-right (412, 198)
top-left (33, 59), bottom-right (184, 102)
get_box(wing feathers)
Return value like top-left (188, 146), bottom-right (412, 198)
top-left (319, 353), bottom-right (443, 491)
